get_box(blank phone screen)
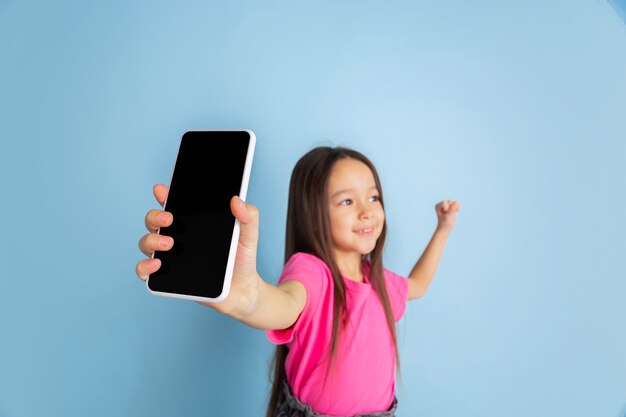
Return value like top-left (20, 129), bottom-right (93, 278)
top-left (147, 130), bottom-right (253, 300)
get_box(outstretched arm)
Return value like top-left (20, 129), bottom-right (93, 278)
top-left (407, 200), bottom-right (461, 300)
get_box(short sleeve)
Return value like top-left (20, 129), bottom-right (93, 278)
top-left (383, 269), bottom-right (409, 321)
top-left (266, 253), bottom-right (330, 345)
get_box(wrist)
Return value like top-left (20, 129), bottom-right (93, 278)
top-left (229, 274), bottom-right (263, 322)
top-left (435, 225), bottom-right (453, 236)
top-left (203, 273), bottom-right (262, 321)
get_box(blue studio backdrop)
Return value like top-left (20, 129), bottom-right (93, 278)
top-left (1, 1), bottom-right (625, 416)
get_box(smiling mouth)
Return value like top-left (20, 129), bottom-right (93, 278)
top-left (355, 228), bottom-right (374, 235)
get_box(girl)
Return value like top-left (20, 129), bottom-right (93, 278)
top-left (136, 146), bottom-right (460, 417)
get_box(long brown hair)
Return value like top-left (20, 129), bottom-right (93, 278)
top-left (266, 146), bottom-right (400, 417)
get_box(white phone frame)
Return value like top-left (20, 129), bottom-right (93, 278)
top-left (146, 128), bottom-right (256, 303)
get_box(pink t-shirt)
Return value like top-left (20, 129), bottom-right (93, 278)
top-left (266, 252), bottom-right (408, 416)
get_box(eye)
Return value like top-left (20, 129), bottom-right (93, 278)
top-left (340, 199), bottom-right (353, 206)
top-left (369, 195), bottom-right (380, 203)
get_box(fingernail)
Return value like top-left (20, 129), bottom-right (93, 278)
top-left (158, 213), bottom-right (170, 223)
top-left (237, 197), bottom-right (245, 208)
top-left (159, 237), bottom-right (171, 247)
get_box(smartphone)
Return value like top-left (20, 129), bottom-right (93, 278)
top-left (146, 129), bottom-right (256, 303)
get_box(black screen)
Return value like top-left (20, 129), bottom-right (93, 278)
top-left (147, 130), bottom-right (252, 300)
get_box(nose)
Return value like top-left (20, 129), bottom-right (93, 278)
top-left (357, 200), bottom-right (372, 220)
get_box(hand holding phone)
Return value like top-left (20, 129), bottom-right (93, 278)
top-left (137, 129), bottom-right (256, 304)
top-left (136, 185), bottom-right (262, 316)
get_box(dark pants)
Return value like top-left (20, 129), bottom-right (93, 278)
top-left (273, 381), bottom-right (398, 417)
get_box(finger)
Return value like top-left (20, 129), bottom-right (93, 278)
top-left (153, 183), bottom-right (169, 208)
top-left (230, 196), bottom-right (259, 251)
top-left (145, 209), bottom-right (173, 233)
top-left (138, 232), bottom-right (174, 257)
top-left (136, 258), bottom-right (162, 281)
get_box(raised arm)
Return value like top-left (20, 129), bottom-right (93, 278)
top-left (407, 200), bottom-right (460, 300)
top-left (136, 184), bottom-right (307, 331)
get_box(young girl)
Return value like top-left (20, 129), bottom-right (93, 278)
top-left (136, 146), bottom-right (460, 417)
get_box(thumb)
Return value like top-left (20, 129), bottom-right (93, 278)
top-left (230, 196), bottom-right (259, 251)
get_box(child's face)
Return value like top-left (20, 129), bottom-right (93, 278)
top-left (326, 158), bottom-right (385, 263)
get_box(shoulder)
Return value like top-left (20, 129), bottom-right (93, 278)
top-left (267, 253), bottom-right (330, 344)
top-left (363, 260), bottom-right (408, 298)
top-left (382, 267), bottom-right (408, 283)
top-left (363, 260), bottom-right (407, 284)
top-left (283, 252), bottom-right (331, 277)
top-left (382, 267), bottom-right (409, 294)
top-left (381, 266), bottom-right (409, 320)
top-left (280, 252), bottom-right (332, 297)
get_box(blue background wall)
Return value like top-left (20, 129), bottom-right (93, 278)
top-left (1, 1), bottom-right (625, 416)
